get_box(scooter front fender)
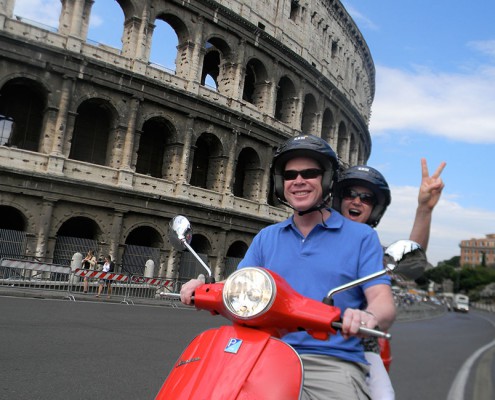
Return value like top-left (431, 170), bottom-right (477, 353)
top-left (156, 325), bottom-right (304, 400)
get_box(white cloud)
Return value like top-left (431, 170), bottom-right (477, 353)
top-left (89, 15), bottom-right (103, 28)
top-left (376, 185), bottom-right (495, 265)
top-left (14, 0), bottom-right (61, 27)
top-left (370, 62), bottom-right (495, 143)
top-left (468, 39), bottom-right (495, 59)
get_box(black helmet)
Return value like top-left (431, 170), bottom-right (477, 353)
top-left (332, 165), bottom-right (391, 227)
top-left (272, 134), bottom-right (338, 204)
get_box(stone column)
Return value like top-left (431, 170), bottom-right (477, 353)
top-left (261, 145), bottom-right (272, 204)
top-left (293, 80), bottom-right (305, 130)
top-left (50, 76), bottom-right (75, 156)
top-left (221, 130), bottom-right (238, 209)
top-left (0, 0), bottom-right (15, 28)
top-left (213, 230), bottom-right (227, 281)
top-left (65, 0), bottom-right (87, 52)
top-left (190, 16), bottom-right (205, 84)
top-left (174, 116), bottom-right (194, 197)
top-left (79, 0), bottom-right (95, 40)
top-left (118, 96), bottom-right (141, 187)
top-left (108, 210), bottom-right (124, 263)
top-left (228, 39), bottom-right (246, 100)
top-left (35, 198), bottom-right (56, 260)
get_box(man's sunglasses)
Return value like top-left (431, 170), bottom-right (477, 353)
top-left (283, 168), bottom-right (323, 181)
top-left (342, 189), bottom-right (376, 206)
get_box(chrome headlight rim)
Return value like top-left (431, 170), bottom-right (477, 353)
top-left (222, 267), bottom-right (276, 320)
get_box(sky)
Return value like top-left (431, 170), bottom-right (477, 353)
top-left (13, 0), bottom-right (495, 266)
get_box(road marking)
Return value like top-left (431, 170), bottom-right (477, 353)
top-left (446, 313), bottom-right (495, 400)
top-left (471, 345), bottom-right (495, 400)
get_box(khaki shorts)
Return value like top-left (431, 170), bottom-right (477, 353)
top-left (300, 353), bottom-right (371, 400)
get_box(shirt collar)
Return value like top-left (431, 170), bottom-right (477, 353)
top-left (281, 208), bottom-right (345, 230)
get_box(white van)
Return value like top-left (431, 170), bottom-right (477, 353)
top-left (453, 294), bottom-right (469, 312)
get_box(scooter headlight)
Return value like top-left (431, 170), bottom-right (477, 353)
top-left (223, 268), bottom-right (275, 319)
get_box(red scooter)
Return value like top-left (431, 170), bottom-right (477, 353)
top-left (156, 216), bottom-right (425, 399)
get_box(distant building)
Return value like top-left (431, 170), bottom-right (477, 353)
top-left (459, 234), bottom-right (495, 267)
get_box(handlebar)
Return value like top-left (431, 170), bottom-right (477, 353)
top-left (331, 322), bottom-right (391, 340)
top-left (162, 293), bottom-right (391, 340)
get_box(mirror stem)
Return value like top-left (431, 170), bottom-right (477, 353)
top-left (182, 240), bottom-right (214, 280)
top-left (323, 270), bottom-right (386, 304)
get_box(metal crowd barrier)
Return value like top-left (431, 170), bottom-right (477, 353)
top-left (123, 275), bottom-right (178, 306)
top-left (68, 268), bottom-right (131, 302)
top-left (0, 258), bottom-right (183, 306)
top-left (0, 257), bottom-right (72, 294)
top-left (68, 268), bottom-right (179, 305)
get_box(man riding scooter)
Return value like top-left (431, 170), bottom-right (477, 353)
top-left (182, 134), bottom-right (395, 400)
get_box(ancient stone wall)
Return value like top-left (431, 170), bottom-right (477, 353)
top-left (0, 0), bottom-right (374, 280)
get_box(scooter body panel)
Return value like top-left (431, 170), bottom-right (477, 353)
top-left (156, 325), bottom-right (304, 400)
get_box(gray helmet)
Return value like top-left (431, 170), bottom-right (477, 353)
top-left (332, 165), bottom-right (391, 227)
top-left (272, 134), bottom-right (338, 204)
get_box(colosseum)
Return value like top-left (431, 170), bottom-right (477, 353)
top-left (0, 0), bottom-right (375, 284)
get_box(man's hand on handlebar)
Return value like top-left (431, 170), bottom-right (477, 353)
top-left (180, 275), bottom-right (205, 305)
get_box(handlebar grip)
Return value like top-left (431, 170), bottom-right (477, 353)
top-left (161, 292), bottom-right (195, 305)
top-left (331, 322), bottom-right (392, 340)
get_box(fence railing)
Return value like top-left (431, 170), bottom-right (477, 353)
top-left (0, 258), bottom-right (181, 306)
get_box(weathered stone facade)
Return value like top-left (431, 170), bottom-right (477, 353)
top-left (0, 0), bottom-right (374, 281)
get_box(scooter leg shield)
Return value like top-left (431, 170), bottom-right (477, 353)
top-left (156, 325), bottom-right (303, 399)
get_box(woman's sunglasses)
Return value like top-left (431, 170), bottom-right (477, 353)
top-left (342, 189), bottom-right (376, 206)
top-left (283, 168), bottom-right (323, 181)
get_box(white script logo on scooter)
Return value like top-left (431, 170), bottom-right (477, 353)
top-left (225, 338), bottom-right (243, 354)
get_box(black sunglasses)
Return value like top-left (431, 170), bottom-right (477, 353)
top-left (342, 188), bottom-right (376, 206)
top-left (283, 168), bottom-right (323, 181)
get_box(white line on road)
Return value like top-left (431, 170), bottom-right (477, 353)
top-left (446, 314), bottom-right (495, 400)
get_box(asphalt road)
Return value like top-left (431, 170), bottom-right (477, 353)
top-left (1, 296), bottom-right (494, 399)
top-left (389, 309), bottom-right (495, 400)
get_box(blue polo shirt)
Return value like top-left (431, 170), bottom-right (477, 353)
top-left (238, 209), bottom-right (390, 364)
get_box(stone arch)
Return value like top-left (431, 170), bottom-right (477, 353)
top-left (233, 147), bottom-right (262, 201)
top-left (223, 240), bottom-right (248, 278)
top-left (242, 58), bottom-right (269, 110)
top-left (274, 76), bottom-right (297, 124)
top-left (321, 108), bottom-right (335, 146)
top-left (189, 132), bottom-right (224, 191)
top-left (150, 13), bottom-right (188, 73)
top-left (0, 205), bottom-right (29, 258)
top-left (135, 116), bottom-right (176, 179)
top-left (200, 36), bottom-right (232, 92)
top-left (87, 1), bottom-right (126, 50)
top-left (122, 225), bottom-right (163, 275)
top-left (53, 216), bottom-right (103, 266)
top-left (301, 93), bottom-right (318, 135)
top-left (0, 77), bottom-right (48, 152)
top-left (0, 205), bottom-right (27, 231)
top-left (69, 98), bottom-right (118, 166)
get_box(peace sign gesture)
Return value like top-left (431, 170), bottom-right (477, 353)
top-left (418, 158), bottom-right (446, 212)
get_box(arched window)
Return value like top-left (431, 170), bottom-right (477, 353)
top-left (233, 147), bottom-right (261, 201)
top-left (136, 118), bottom-right (172, 178)
top-left (190, 133), bottom-right (223, 191)
top-left (275, 76), bottom-right (296, 124)
top-left (301, 93), bottom-right (317, 134)
top-left (69, 99), bottom-right (112, 166)
top-left (0, 79), bottom-right (45, 151)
